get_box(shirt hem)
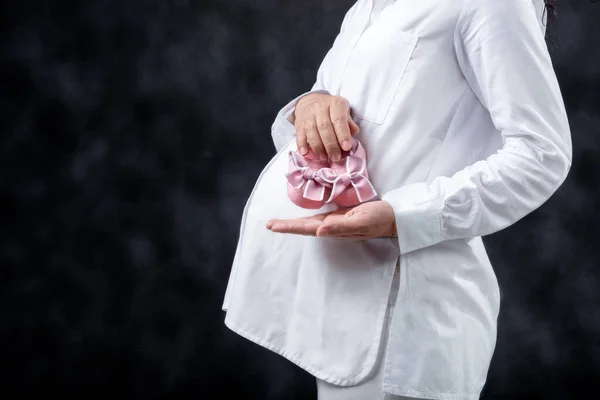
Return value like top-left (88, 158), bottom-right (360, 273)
top-left (383, 385), bottom-right (482, 400)
top-left (224, 314), bottom-right (377, 386)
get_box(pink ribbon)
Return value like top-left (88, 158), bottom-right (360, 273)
top-left (285, 152), bottom-right (331, 202)
top-left (316, 155), bottom-right (377, 204)
top-left (285, 150), bottom-right (377, 204)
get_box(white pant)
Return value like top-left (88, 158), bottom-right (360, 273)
top-left (316, 263), bottom-right (422, 400)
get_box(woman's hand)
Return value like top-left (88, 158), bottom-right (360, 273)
top-left (294, 93), bottom-right (360, 162)
top-left (266, 200), bottom-right (397, 240)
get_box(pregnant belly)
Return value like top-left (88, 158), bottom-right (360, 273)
top-left (224, 139), bottom-right (400, 384)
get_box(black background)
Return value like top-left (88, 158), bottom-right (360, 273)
top-left (1, 0), bottom-right (600, 398)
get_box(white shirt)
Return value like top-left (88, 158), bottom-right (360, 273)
top-left (222, 0), bottom-right (571, 399)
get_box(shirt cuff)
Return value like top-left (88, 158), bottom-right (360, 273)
top-left (381, 182), bottom-right (444, 255)
top-left (271, 89), bottom-right (331, 151)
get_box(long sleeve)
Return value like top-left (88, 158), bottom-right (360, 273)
top-left (271, 2), bottom-right (360, 151)
top-left (381, 0), bottom-right (572, 255)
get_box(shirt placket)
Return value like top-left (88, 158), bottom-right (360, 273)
top-left (336, 1), bottom-right (377, 93)
top-left (336, 0), bottom-right (392, 96)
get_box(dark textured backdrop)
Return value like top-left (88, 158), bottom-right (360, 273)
top-left (1, 0), bottom-right (599, 398)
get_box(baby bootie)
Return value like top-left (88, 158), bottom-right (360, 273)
top-left (318, 138), bottom-right (377, 207)
top-left (285, 148), bottom-right (332, 209)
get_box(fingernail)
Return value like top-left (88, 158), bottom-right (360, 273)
top-left (299, 146), bottom-right (307, 155)
top-left (331, 152), bottom-right (341, 162)
top-left (319, 154), bottom-right (328, 162)
top-left (342, 140), bottom-right (351, 151)
top-left (266, 221), bottom-right (273, 229)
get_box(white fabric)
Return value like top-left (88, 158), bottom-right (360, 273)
top-left (316, 263), bottom-right (406, 400)
top-left (222, 1), bottom-right (571, 399)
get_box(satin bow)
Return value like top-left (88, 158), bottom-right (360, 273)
top-left (316, 154), bottom-right (377, 204)
top-left (285, 152), bottom-right (331, 201)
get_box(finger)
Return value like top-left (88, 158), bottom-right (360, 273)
top-left (330, 100), bottom-right (353, 152)
top-left (268, 219), bottom-right (322, 235)
top-left (317, 218), bottom-right (369, 237)
top-left (315, 110), bottom-right (341, 162)
top-left (323, 208), bottom-right (350, 217)
top-left (348, 112), bottom-right (360, 136)
top-left (267, 212), bottom-right (331, 229)
top-left (303, 117), bottom-right (327, 161)
top-left (337, 234), bottom-right (368, 238)
top-left (334, 234), bottom-right (369, 241)
top-left (306, 213), bottom-right (330, 222)
top-left (295, 119), bottom-right (308, 155)
top-left (320, 208), bottom-right (353, 224)
top-left (346, 108), bottom-right (360, 136)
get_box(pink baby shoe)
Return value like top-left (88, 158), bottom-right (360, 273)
top-left (285, 148), bottom-right (332, 209)
top-left (318, 138), bottom-right (377, 208)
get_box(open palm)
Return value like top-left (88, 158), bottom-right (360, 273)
top-left (266, 200), bottom-right (396, 240)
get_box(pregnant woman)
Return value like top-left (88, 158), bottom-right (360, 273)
top-left (222, 0), bottom-right (571, 399)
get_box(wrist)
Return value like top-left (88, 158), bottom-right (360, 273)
top-left (382, 200), bottom-right (397, 238)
